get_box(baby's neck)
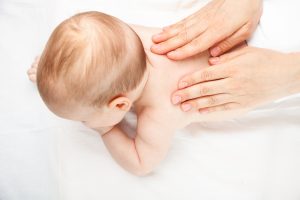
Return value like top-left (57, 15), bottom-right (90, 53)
top-left (126, 60), bottom-right (151, 112)
top-left (128, 25), bottom-right (162, 112)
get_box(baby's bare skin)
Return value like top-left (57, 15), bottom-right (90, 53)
top-left (28, 25), bottom-right (247, 176)
top-left (96, 26), bottom-right (248, 175)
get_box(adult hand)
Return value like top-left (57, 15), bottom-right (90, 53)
top-left (151, 0), bottom-right (262, 60)
top-left (171, 47), bottom-right (300, 113)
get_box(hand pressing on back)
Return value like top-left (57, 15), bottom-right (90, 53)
top-left (151, 0), bottom-right (262, 60)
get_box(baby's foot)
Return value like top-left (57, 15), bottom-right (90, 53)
top-left (27, 56), bottom-right (40, 83)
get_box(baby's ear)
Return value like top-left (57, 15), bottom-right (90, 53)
top-left (108, 97), bottom-right (132, 112)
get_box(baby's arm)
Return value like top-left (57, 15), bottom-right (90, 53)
top-left (101, 111), bottom-right (174, 176)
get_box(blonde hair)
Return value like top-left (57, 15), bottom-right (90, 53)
top-left (37, 11), bottom-right (146, 109)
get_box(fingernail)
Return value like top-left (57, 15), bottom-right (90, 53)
top-left (179, 81), bottom-right (188, 89)
top-left (209, 57), bottom-right (220, 64)
top-left (172, 95), bottom-right (182, 104)
top-left (182, 104), bottom-right (192, 112)
top-left (210, 47), bottom-right (221, 57)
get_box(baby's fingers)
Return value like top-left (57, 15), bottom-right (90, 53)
top-left (27, 67), bottom-right (37, 75)
top-left (28, 74), bottom-right (37, 82)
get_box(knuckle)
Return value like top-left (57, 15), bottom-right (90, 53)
top-left (183, 42), bottom-right (201, 56)
top-left (222, 103), bottom-right (233, 111)
top-left (171, 24), bottom-right (184, 34)
top-left (188, 78), bottom-right (196, 85)
top-left (185, 75), bottom-right (196, 85)
top-left (164, 28), bottom-right (178, 37)
top-left (207, 96), bottom-right (217, 106)
top-left (200, 70), bottom-right (212, 81)
top-left (199, 86), bottom-right (210, 96)
top-left (178, 32), bottom-right (188, 43)
top-left (190, 100), bottom-right (199, 108)
top-left (180, 92), bottom-right (189, 101)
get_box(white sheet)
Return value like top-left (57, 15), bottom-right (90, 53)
top-left (0, 0), bottom-right (300, 200)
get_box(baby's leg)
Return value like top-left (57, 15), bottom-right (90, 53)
top-left (27, 56), bottom-right (40, 83)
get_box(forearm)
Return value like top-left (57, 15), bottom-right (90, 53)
top-left (286, 52), bottom-right (300, 95)
top-left (101, 125), bottom-right (172, 176)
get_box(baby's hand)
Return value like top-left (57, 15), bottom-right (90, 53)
top-left (27, 56), bottom-right (40, 83)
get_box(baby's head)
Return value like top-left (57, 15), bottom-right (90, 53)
top-left (37, 11), bottom-right (147, 133)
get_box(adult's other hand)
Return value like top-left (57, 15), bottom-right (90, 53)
top-left (151, 0), bottom-right (262, 60)
top-left (171, 47), bottom-right (300, 113)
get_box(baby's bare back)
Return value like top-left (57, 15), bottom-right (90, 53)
top-left (134, 26), bottom-right (247, 131)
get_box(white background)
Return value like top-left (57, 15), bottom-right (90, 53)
top-left (0, 0), bottom-right (300, 199)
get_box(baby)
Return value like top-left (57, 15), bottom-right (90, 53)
top-left (27, 11), bottom-right (246, 176)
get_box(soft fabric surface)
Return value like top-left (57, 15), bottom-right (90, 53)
top-left (0, 0), bottom-right (300, 200)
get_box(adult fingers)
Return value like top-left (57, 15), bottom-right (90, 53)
top-left (166, 24), bottom-right (237, 60)
top-left (152, 16), bottom-right (194, 43)
top-left (198, 102), bottom-right (240, 114)
top-left (210, 23), bottom-right (252, 56)
top-left (172, 78), bottom-right (231, 105)
top-left (177, 65), bottom-right (231, 90)
top-left (152, 25), bottom-right (182, 45)
top-left (208, 47), bottom-right (246, 65)
top-left (152, 0), bottom-right (217, 44)
top-left (151, 22), bottom-right (207, 55)
top-left (179, 93), bottom-right (234, 112)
